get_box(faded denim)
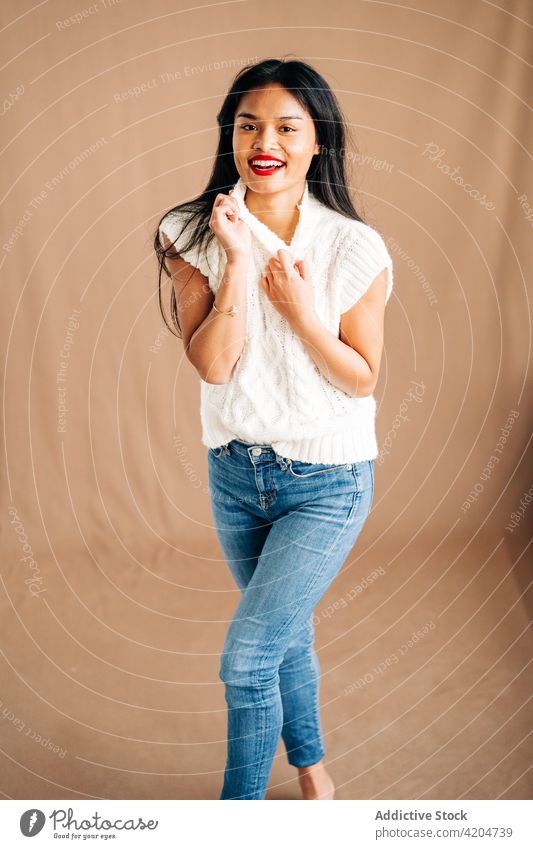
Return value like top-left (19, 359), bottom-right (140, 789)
top-left (207, 438), bottom-right (375, 800)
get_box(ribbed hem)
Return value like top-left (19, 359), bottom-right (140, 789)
top-left (200, 406), bottom-right (379, 464)
top-left (271, 421), bottom-right (378, 464)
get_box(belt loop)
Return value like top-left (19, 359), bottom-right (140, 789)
top-left (275, 453), bottom-right (289, 471)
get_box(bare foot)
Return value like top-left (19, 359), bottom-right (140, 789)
top-left (297, 759), bottom-right (335, 799)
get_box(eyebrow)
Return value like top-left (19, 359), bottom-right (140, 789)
top-left (235, 112), bottom-right (304, 120)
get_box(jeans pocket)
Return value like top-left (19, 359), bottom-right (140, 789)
top-left (208, 444), bottom-right (230, 460)
top-left (286, 458), bottom-right (354, 479)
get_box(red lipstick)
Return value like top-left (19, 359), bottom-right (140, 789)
top-left (248, 154), bottom-right (286, 176)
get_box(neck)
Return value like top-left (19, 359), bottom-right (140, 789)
top-left (243, 181), bottom-right (305, 244)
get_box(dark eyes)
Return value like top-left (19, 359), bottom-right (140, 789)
top-left (239, 124), bottom-right (296, 133)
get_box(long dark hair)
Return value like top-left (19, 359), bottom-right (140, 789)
top-left (154, 57), bottom-right (367, 337)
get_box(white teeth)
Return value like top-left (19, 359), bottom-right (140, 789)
top-left (250, 160), bottom-right (284, 167)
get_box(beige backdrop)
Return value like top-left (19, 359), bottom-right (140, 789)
top-left (1, 0), bottom-right (532, 801)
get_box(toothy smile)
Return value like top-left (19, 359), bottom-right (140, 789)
top-left (249, 159), bottom-right (285, 168)
top-left (248, 156), bottom-right (286, 173)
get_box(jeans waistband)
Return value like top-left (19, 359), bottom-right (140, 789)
top-left (225, 439), bottom-right (278, 459)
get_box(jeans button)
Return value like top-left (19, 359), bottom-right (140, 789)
top-left (251, 447), bottom-right (262, 456)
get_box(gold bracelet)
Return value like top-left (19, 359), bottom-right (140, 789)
top-left (213, 301), bottom-right (242, 317)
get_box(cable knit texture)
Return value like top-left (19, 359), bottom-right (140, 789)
top-left (159, 177), bottom-right (394, 463)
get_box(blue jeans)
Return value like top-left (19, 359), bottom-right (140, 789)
top-left (207, 438), bottom-right (375, 800)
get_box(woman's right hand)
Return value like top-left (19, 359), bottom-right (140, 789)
top-left (209, 192), bottom-right (251, 262)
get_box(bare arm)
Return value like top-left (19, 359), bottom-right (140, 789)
top-left (161, 192), bottom-right (252, 384)
top-left (290, 269), bottom-right (388, 397)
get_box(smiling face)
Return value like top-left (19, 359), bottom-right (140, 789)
top-left (232, 83), bottom-right (320, 195)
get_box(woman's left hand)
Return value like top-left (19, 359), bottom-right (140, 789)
top-left (260, 249), bottom-right (316, 330)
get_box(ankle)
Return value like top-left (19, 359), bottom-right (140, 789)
top-left (297, 760), bottom-right (335, 800)
top-left (297, 759), bottom-right (326, 776)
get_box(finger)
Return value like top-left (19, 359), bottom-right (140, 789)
top-left (222, 198), bottom-right (240, 216)
top-left (266, 261), bottom-right (284, 280)
top-left (214, 193), bottom-right (232, 208)
top-left (214, 195), bottom-right (240, 219)
top-left (217, 191), bottom-right (238, 206)
top-left (276, 248), bottom-right (293, 270)
top-left (295, 258), bottom-right (309, 279)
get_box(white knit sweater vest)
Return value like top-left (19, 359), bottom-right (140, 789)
top-left (160, 178), bottom-right (394, 463)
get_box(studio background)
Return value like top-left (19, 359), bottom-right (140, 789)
top-left (1, 0), bottom-right (532, 800)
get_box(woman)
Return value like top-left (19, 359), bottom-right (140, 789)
top-left (154, 57), bottom-right (393, 800)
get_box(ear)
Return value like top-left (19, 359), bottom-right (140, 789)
top-left (314, 142), bottom-right (320, 156)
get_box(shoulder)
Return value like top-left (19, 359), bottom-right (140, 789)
top-left (310, 198), bottom-right (390, 260)
top-left (308, 198), bottom-right (349, 241)
top-left (336, 217), bottom-right (393, 282)
top-left (158, 205), bottom-right (215, 279)
top-left (159, 206), bottom-right (196, 243)
top-left (338, 217), bottom-right (390, 257)
top-left (330, 216), bottom-right (394, 311)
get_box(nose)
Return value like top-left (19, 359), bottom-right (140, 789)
top-left (252, 125), bottom-right (280, 151)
